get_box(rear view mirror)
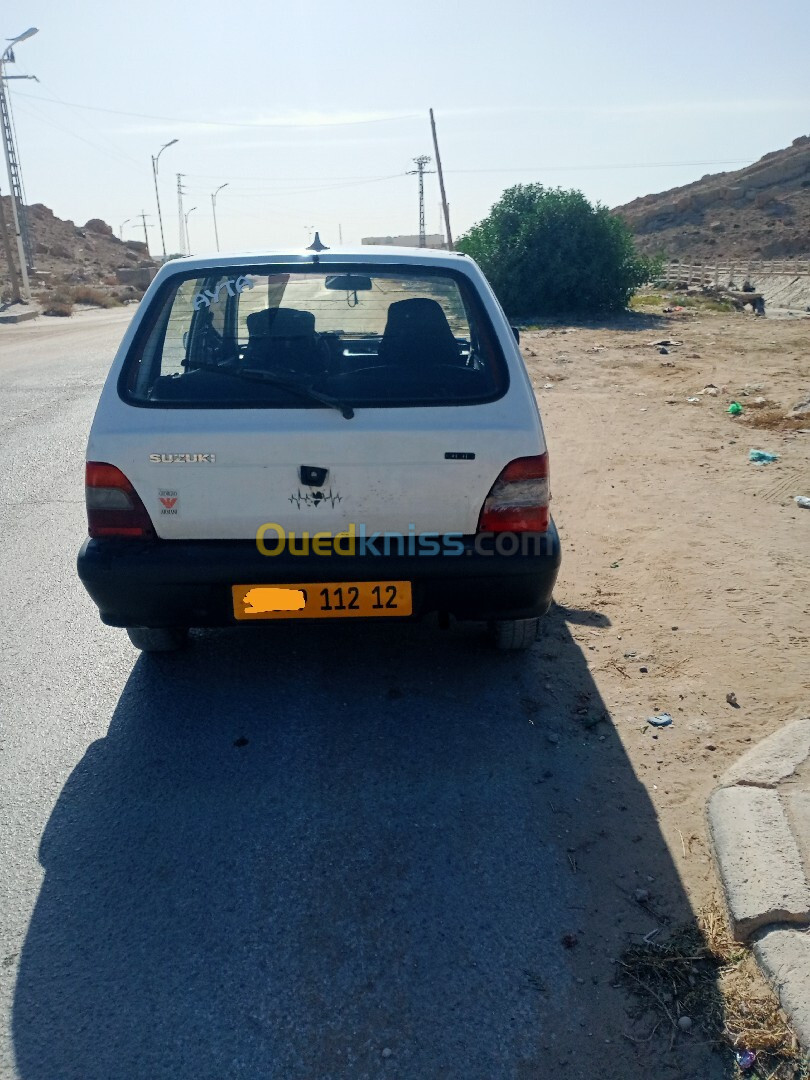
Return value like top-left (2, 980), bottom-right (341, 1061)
top-left (511, 325), bottom-right (520, 344)
top-left (325, 274), bottom-right (373, 291)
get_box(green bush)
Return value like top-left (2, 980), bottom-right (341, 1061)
top-left (457, 184), bottom-right (661, 317)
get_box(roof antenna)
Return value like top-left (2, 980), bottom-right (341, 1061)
top-left (306, 231), bottom-right (329, 252)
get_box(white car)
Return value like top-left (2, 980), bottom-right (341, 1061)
top-left (77, 246), bottom-right (560, 651)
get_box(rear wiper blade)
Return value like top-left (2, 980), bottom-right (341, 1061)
top-left (187, 361), bottom-right (355, 419)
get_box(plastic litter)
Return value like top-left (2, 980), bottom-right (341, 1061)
top-left (647, 713), bottom-right (672, 728)
top-left (728, 402), bottom-right (743, 416)
top-left (735, 1049), bottom-right (756, 1070)
top-left (749, 449), bottom-right (779, 464)
top-left (687, 397), bottom-right (701, 404)
top-left (795, 496), bottom-right (810, 509)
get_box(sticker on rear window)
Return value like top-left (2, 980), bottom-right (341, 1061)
top-left (193, 275), bottom-right (255, 310)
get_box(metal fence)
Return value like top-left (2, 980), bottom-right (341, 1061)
top-left (665, 260), bottom-right (810, 287)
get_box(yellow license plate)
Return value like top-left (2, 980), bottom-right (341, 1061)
top-left (232, 580), bottom-right (413, 620)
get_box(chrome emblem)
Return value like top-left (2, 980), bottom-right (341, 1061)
top-left (149, 453), bottom-right (216, 463)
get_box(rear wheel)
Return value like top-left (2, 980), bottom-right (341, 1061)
top-left (126, 626), bottom-right (189, 653)
top-left (489, 617), bottom-right (540, 651)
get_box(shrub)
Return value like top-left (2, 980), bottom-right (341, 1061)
top-left (69, 285), bottom-right (120, 308)
top-left (41, 297), bottom-right (74, 317)
top-left (457, 184), bottom-right (661, 317)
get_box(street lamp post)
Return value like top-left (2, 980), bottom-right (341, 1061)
top-left (184, 206), bottom-right (197, 255)
top-left (1, 27), bottom-right (38, 302)
top-left (211, 183), bottom-right (228, 252)
top-left (151, 138), bottom-right (178, 260)
top-left (119, 217), bottom-right (132, 240)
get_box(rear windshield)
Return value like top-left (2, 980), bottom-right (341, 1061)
top-left (120, 266), bottom-right (508, 409)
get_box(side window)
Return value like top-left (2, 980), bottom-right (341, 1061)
top-left (160, 277), bottom-right (202, 374)
top-left (186, 277), bottom-right (237, 368)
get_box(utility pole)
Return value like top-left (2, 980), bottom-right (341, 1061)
top-left (176, 173), bottom-right (186, 254)
top-left (0, 185), bottom-right (22, 302)
top-left (407, 155), bottom-right (434, 247)
top-left (0, 27), bottom-right (39, 301)
top-left (211, 183), bottom-right (227, 252)
top-left (136, 210), bottom-right (151, 251)
top-left (151, 138), bottom-right (178, 260)
top-left (429, 109), bottom-right (454, 250)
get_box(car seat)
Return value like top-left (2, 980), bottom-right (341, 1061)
top-left (377, 298), bottom-right (461, 369)
top-left (242, 307), bottom-right (328, 378)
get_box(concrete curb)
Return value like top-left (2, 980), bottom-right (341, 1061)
top-left (753, 927), bottom-right (810, 1049)
top-left (707, 785), bottom-right (810, 939)
top-left (0, 307), bottom-right (38, 324)
top-left (708, 717), bottom-right (810, 1049)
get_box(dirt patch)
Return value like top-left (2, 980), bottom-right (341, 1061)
top-left (522, 304), bottom-right (810, 1070)
top-left (619, 897), bottom-right (808, 1077)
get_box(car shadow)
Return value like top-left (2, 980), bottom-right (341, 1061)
top-left (12, 610), bottom-right (732, 1080)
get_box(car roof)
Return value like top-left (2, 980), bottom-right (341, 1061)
top-left (158, 246), bottom-right (471, 277)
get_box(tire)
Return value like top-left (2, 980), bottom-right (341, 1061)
top-left (489, 617), bottom-right (540, 651)
top-left (126, 626), bottom-right (189, 653)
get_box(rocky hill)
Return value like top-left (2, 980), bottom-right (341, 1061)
top-left (615, 135), bottom-right (810, 262)
top-left (0, 197), bottom-right (155, 300)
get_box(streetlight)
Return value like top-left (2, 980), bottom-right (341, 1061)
top-left (1, 27), bottom-right (38, 302)
top-left (151, 138), bottom-right (178, 260)
top-left (119, 217), bottom-right (132, 240)
top-left (184, 206), bottom-right (197, 255)
top-left (4, 27), bottom-right (38, 49)
top-left (211, 183), bottom-right (228, 252)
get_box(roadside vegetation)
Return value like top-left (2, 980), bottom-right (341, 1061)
top-left (630, 289), bottom-right (737, 314)
top-left (37, 282), bottom-right (142, 317)
top-left (457, 184), bottom-right (661, 316)
top-left (619, 897), bottom-right (808, 1079)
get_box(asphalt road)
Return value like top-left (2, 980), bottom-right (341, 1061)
top-left (0, 308), bottom-right (728, 1080)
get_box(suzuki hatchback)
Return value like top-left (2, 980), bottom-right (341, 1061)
top-left (77, 247), bottom-right (560, 651)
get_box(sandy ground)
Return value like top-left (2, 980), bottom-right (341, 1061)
top-left (2, 304), bottom-right (808, 1078)
top-left (524, 306), bottom-right (810, 915)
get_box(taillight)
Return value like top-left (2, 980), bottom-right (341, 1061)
top-left (85, 462), bottom-right (155, 538)
top-left (477, 453), bottom-right (550, 533)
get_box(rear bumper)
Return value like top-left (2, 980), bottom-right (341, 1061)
top-left (77, 523), bottom-right (561, 628)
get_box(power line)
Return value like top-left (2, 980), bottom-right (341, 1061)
top-left (446, 160), bottom-right (752, 173)
top-left (180, 159), bottom-right (752, 190)
top-left (9, 90), bottom-right (421, 129)
top-left (11, 97), bottom-right (143, 169)
top-left (182, 173), bottom-right (407, 199)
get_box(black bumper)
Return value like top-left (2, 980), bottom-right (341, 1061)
top-left (77, 523), bottom-right (561, 628)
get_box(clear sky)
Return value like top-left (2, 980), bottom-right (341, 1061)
top-left (3, 0), bottom-right (808, 257)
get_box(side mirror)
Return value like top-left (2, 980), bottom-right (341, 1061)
top-left (511, 325), bottom-right (520, 344)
